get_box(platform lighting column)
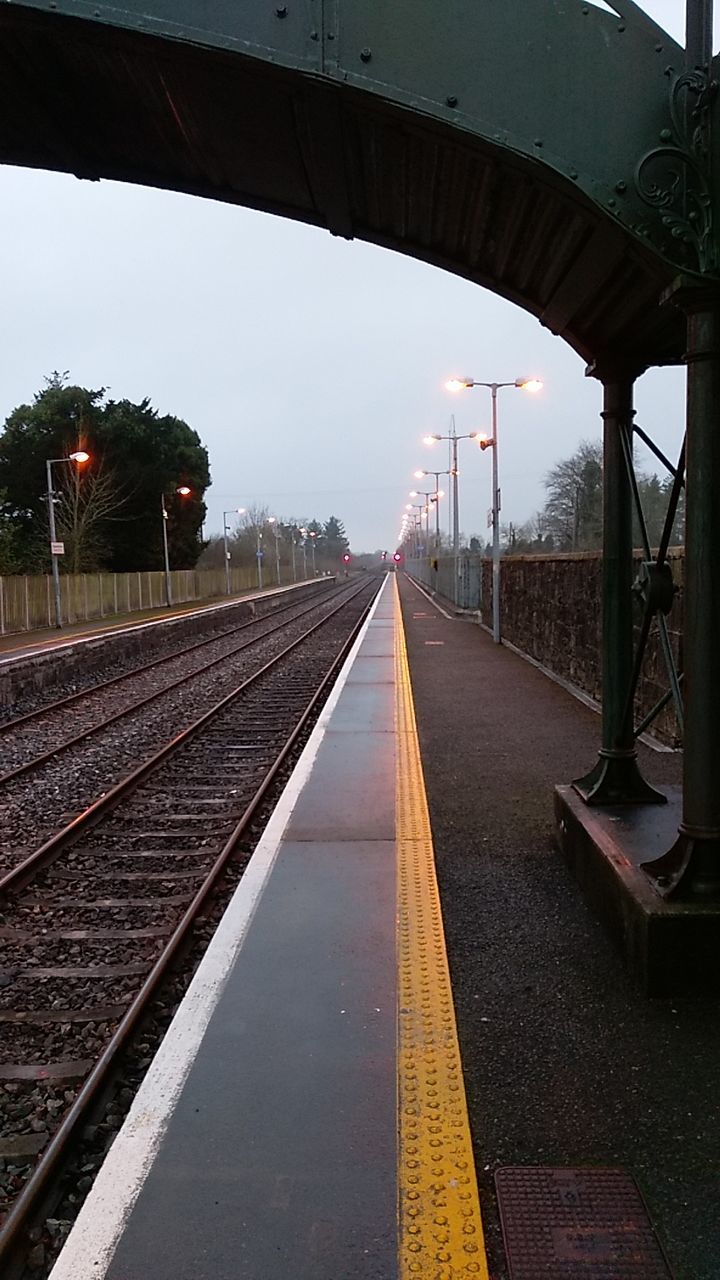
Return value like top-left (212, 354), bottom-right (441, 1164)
top-left (45, 451), bottom-right (90, 628)
top-left (308, 530), bottom-right (317, 575)
top-left (222, 507), bottom-right (246, 596)
top-left (161, 485), bottom-right (192, 608)
top-left (256, 530), bottom-right (264, 590)
top-left (415, 470), bottom-right (450, 551)
top-left (299, 529), bottom-right (308, 578)
top-left (409, 490), bottom-right (436, 558)
top-left (268, 518), bottom-right (281, 586)
top-left (290, 530), bottom-right (297, 582)
top-left (447, 376), bottom-right (542, 642)
top-left (423, 424), bottom-right (480, 553)
top-left (411, 502), bottom-right (427, 557)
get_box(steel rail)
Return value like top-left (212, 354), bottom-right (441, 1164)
top-left (0, 577), bottom-right (380, 1274)
top-left (0, 581), bottom-right (331, 737)
top-left (0, 576), bottom-right (371, 897)
top-left (0, 581), bottom-right (348, 788)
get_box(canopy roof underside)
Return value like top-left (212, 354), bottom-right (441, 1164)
top-left (0, 8), bottom-right (685, 367)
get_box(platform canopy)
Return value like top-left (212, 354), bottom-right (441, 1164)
top-left (1, 0), bottom-right (716, 364)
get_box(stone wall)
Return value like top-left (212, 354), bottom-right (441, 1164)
top-left (407, 551), bottom-right (683, 746)
top-left (482, 551), bottom-right (684, 747)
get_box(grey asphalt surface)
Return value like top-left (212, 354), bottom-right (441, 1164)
top-left (398, 573), bottom-right (719, 1280)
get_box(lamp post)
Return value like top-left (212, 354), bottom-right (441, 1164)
top-left (299, 528), bottom-right (308, 578)
top-left (423, 424), bottom-right (480, 552)
top-left (447, 375), bottom-right (542, 642)
top-left (162, 485), bottom-right (192, 608)
top-left (414, 470), bottom-right (451, 551)
top-left (409, 491), bottom-right (438, 552)
top-left (256, 530), bottom-right (264, 589)
top-left (289, 529), bottom-right (298, 582)
top-left (45, 450), bottom-right (90, 628)
top-left (268, 517), bottom-right (281, 585)
top-left (308, 530), bottom-right (317, 575)
top-left (407, 501), bottom-right (428, 556)
top-left (222, 507), bottom-right (246, 596)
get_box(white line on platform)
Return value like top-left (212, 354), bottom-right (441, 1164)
top-left (48, 575), bottom-right (390, 1280)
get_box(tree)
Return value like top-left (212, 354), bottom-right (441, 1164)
top-left (55, 458), bottom-right (129, 573)
top-left (323, 515), bottom-right (349, 562)
top-left (0, 378), bottom-right (210, 573)
top-left (543, 440), bottom-right (603, 551)
top-left (540, 438), bottom-right (684, 554)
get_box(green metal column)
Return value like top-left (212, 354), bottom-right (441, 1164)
top-left (643, 284), bottom-right (720, 896)
top-left (574, 364), bottom-right (664, 805)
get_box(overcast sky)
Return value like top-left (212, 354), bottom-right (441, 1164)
top-left (0, 2), bottom-right (705, 552)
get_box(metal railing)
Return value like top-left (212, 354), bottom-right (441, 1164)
top-left (0, 565), bottom-right (260, 636)
top-left (405, 554), bottom-right (483, 611)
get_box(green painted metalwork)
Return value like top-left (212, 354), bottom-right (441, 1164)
top-left (2, 0), bottom-right (713, 276)
top-left (2, 0), bottom-right (720, 900)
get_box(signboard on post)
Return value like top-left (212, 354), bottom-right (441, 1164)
top-left (50, 541), bottom-right (65, 556)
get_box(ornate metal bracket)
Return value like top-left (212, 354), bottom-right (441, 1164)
top-left (635, 68), bottom-right (717, 273)
top-left (632, 560), bottom-right (676, 616)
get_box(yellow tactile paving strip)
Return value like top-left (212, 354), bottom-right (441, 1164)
top-left (394, 578), bottom-right (489, 1280)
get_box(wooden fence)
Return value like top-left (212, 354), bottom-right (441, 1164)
top-left (0, 565), bottom-right (261, 635)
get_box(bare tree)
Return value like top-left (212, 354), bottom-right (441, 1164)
top-left (54, 460), bottom-right (129, 573)
top-left (543, 440), bottom-right (603, 551)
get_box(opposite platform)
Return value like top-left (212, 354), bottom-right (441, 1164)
top-left (49, 573), bottom-right (488, 1280)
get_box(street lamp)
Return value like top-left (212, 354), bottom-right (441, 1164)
top-left (299, 528), bottom-right (308, 578)
top-left (423, 423), bottom-right (480, 552)
top-left (222, 507), bottom-right (246, 596)
top-left (45, 450), bottom-right (90, 628)
top-left (446, 374), bottom-right (542, 642)
top-left (410, 489), bottom-right (440, 554)
top-left (413, 470), bottom-right (450, 550)
top-left (308, 529), bottom-right (318, 576)
top-left (256, 528), bottom-right (265, 589)
top-left (268, 517), bottom-right (281, 586)
top-left (161, 485), bottom-right (192, 608)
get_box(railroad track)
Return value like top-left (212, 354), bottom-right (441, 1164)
top-left (0, 581), bottom-right (362, 875)
top-left (0, 575), bottom-right (380, 1275)
top-left (0, 580), bottom-right (337, 785)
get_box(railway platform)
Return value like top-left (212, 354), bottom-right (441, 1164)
top-left (46, 572), bottom-right (717, 1280)
top-left (0, 579), bottom-right (318, 667)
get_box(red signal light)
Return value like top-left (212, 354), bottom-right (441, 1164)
top-left (393, 552), bottom-right (402, 563)
top-left (342, 553), bottom-right (351, 563)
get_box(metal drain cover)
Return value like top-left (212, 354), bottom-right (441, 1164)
top-left (495, 1167), bottom-right (674, 1278)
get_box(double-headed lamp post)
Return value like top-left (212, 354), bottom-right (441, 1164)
top-left (410, 489), bottom-right (442, 552)
top-left (161, 485), bottom-right (192, 608)
top-left (404, 505), bottom-right (423, 557)
top-left (446, 375), bottom-right (542, 643)
top-left (45, 450), bottom-right (90, 628)
top-left (414, 470), bottom-right (451, 550)
top-left (223, 507), bottom-right (246, 596)
top-left (422, 428), bottom-right (480, 552)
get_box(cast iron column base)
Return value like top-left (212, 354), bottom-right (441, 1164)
top-left (641, 827), bottom-right (720, 899)
top-left (573, 748), bottom-right (666, 807)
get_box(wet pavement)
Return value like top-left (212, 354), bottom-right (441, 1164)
top-left (398, 573), bottom-right (718, 1280)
